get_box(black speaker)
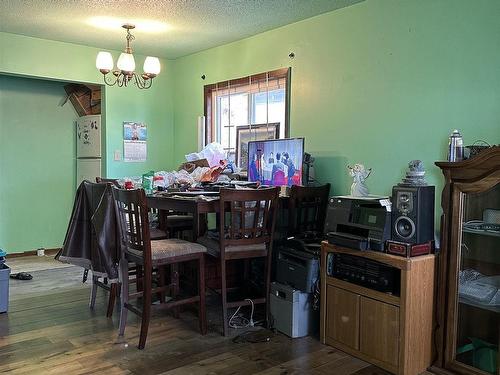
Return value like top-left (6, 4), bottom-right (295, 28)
top-left (391, 185), bottom-right (435, 244)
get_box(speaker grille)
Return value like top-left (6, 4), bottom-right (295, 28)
top-left (394, 216), bottom-right (416, 239)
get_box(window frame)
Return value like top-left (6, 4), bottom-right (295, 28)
top-left (203, 68), bottom-right (291, 146)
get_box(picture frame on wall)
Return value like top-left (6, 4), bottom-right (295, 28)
top-left (236, 123), bottom-right (280, 170)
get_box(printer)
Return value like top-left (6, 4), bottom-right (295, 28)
top-left (273, 234), bottom-right (321, 338)
top-left (275, 235), bottom-right (321, 293)
top-left (324, 196), bottom-right (391, 251)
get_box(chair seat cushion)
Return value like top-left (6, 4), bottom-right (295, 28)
top-left (197, 235), bottom-right (266, 257)
top-left (130, 239), bottom-right (206, 261)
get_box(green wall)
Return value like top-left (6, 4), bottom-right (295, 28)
top-left (0, 76), bottom-right (78, 252)
top-left (0, 32), bottom-right (176, 178)
top-left (0, 32), bottom-right (175, 253)
top-left (2, 0), bottom-right (500, 252)
top-left (172, 0), bottom-right (500, 202)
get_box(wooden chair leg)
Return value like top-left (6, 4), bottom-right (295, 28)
top-left (264, 255), bottom-right (272, 328)
top-left (198, 255), bottom-right (207, 335)
top-left (158, 266), bottom-right (166, 303)
top-left (89, 274), bottom-right (98, 309)
top-left (136, 265), bottom-right (143, 292)
top-left (118, 259), bottom-right (129, 337)
top-left (171, 263), bottom-right (180, 318)
top-left (106, 283), bottom-right (118, 318)
top-left (221, 259), bottom-right (228, 336)
top-left (138, 265), bottom-right (152, 350)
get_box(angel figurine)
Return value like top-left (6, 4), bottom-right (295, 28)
top-left (347, 164), bottom-right (372, 197)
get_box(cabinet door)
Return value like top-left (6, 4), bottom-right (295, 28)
top-left (448, 182), bottom-right (499, 375)
top-left (360, 297), bottom-right (400, 367)
top-left (326, 286), bottom-right (360, 350)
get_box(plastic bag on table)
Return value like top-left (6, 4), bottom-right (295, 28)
top-left (191, 167), bottom-right (211, 182)
top-left (174, 169), bottom-right (195, 185)
top-left (185, 142), bottom-right (227, 167)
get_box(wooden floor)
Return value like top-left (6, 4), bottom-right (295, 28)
top-left (0, 258), bottom-right (431, 375)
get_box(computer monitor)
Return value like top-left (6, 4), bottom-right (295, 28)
top-left (247, 138), bottom-right (304, 186)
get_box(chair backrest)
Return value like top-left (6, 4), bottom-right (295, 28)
top-left (218, 187), bottom-right (280, 251)
top-left (288, 183), bottom-right (331, 236)
top-left (96, 177), bottom-right (121, 187)
top-left (112, 187), bottom-right (152, 263)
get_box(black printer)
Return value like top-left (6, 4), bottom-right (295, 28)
top-left (324, 196), bottom-right (391, 251)
top-left (275, 234), bottom-right (321, 293)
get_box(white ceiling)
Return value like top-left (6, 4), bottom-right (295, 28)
top-left (0, 0), bottom-right (363, 59)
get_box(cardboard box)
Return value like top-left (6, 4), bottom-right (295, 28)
top-left (91, 89), bottom-right (101, 102)
top-left (178, 159), bottom-right (209, 173)
top-left (64, 84), bottom-right (101, 117)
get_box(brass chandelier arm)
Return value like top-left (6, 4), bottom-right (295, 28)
top-left (103, 73), bottom-right (119, 87)
top-left (133, 74), bottom-right (153, 90)
top-left (101, 71), bottom-right (154, 89)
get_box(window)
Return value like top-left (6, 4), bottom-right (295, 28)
top-left (204, 68), bottom-right (290, 167)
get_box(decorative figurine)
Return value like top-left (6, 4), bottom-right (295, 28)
top-left (347, 164), bottom-right (372, 197)
top-left (399, 160), bottom-right (428, 186)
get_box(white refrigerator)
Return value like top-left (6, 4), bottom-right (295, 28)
top-left (76, 115), bottom-right (102, 186)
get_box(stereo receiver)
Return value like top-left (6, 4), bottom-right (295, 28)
top-left (326, 252), bottom-right (400, 295)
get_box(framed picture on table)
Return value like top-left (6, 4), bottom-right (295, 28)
top-left (236, 123), bottom-right (280, 171)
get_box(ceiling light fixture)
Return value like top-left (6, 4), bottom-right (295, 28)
top-left (95, 24), bottom-right (160, 89)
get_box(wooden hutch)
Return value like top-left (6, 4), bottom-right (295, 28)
top-left (433, 146), bottom-right (500, 375)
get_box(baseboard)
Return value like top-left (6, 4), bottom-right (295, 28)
top-left (6, 248), bottom-right (61, 258)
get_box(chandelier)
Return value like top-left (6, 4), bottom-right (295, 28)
top-left (95, 24), bottom-right (160, 89)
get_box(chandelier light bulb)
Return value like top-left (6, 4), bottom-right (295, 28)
top-left (117, 52), bottom-right (136, 74)
top-left (96, 52), bottom-right (114, 73)
top-left (143, 56), bottom-right (161, 76)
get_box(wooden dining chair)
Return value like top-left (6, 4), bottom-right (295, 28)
top-left (93, 177), bottom-right (147, 318)
top-left (96, 176), bottom-right (170, 241)
top-left (197, 187), bottom-right (280, 336)
top-left (96, 177), bottom-right (193, 239)
top-left (287, 183), bottom-right (331, 237)
top-left (112, 187), bottom-right (207, 349)
top-left (94, 177), bottom-right (193, 317)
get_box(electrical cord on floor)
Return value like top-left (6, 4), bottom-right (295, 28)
top-left (228, 298), bottom-right (255, 329)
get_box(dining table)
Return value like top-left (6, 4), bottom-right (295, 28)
top-left (147, 189), bottom-right (290, 290)
top-left (147, 189), bottom-right (290, 240)
top-left (147, 192), bottom-right (220, 241)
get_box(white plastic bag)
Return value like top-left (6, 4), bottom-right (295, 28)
top-left (190, 167), bottom-right (211, 182)
top-left (185, 142), bottom-right (227, 167)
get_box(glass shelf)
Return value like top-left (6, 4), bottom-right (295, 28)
top-left (459, 297), bottom-right (500, 314)
top-left (463, 227), bottom-right (500, 238)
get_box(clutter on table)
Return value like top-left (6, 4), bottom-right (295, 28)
top-left (116, 142), bottom-right (241, 193)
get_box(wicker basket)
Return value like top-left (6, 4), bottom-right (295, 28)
top-left (466, 140), bottom-right (491, 159)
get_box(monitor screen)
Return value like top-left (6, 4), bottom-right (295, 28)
top-left (247, 138), bottom-right (304, 186)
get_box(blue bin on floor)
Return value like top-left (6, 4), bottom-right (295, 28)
top-left (0, 264), bottom-right (10, 313)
